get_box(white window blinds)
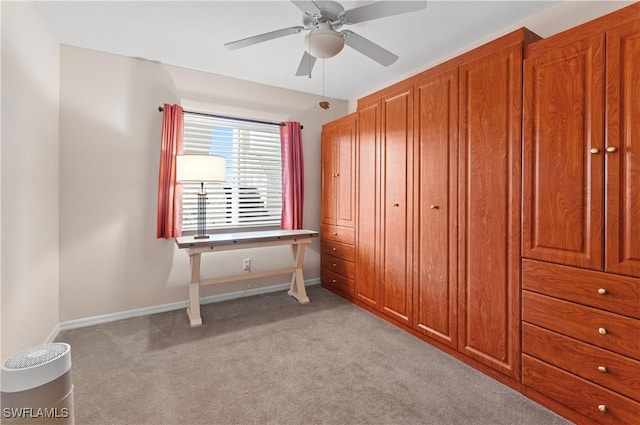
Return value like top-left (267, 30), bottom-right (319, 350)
top-left (182, 112), bottom-right (282, 231)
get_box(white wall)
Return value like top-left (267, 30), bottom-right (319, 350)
top-left (1, 2), bottom-right (61, 360)
top-left (348, 0), bottom-right (634, 111)
top-left (58, 45), bottom-right (347, 321)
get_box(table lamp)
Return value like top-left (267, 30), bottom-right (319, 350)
top-left (176, 154), bottom-right (226, 239)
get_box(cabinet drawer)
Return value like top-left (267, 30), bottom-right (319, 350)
top-left (321, 239), bottom-right (355, 262)
top-left (321, 254), bottom-right (355, 278)
top-left (523, 323), bottom-right (640, 401)
top-left (523, 291), bottom-right (640, 359)
top-left (321, 268), bottom-right (354, 296)
top-left (321, 224), bottom-right (355, 245)
top-left (523, 259), bottom-right (640, 318)
top-left (523, 355), bottom-right (640, 425)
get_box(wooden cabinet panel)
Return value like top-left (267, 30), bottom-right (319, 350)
top-left (321, 126), bottom-right (337, 226)
top-left (522, 34), bottom-right (605, 270)
top-left (523, 355), bottom-right (640, 425)
top-left (523, 291), bottom-right (640, 359)
top-left (605, 20), bottom-right (640, 278)
top-left (321, 240), bottom-right (355, 263)
top-left (413, 67), bottom-right (458, 347)
top-left (321, 268), bottom-right (354, 297)
top-left (523, 323), bottom-right (640, 401)
top-left (321, 224), bottom-right (355, 245)
top-left (457, 43), bottom-right (522, 379)
top-left (380, 85), bottom-right (413, 325)
top-left (522, 259), bottom-right (640, 318)
top-left (321, 114), bottom-right (356, 228)
top-left (321, 254), bottom-right (355, 279)
top-left (355, 102), bottom-right (380, 308)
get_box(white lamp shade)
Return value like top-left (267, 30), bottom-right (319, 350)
top-left (176, 155), bottom-right (226, 182)
top-left (304, 28), bottom-right (344, 59)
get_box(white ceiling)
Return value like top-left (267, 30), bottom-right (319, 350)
top-left (36, 1), bottom-right (565, 100)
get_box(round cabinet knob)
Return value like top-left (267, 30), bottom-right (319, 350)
top-left (332, 263), bottom-right (337, 267)
top-left (335, 173), bottom-right (340, 177)
top-left (597, 365), bottom-right (608, 373)
top-left (332, 232), bottom-right (338, 236)
top-left (597, 288), bottom-right (608, 295)
top-left (598, 327), bottom-right (608, 335)
top-left (606, 146), bottom-right (618, 153)
top-left (590, 148), bottom-right (601, 154)
top-left (332, 247), bottom-right (337, 251)
top-left (429, 205), bottom-right (439, 210)
top-left (393, 203), bottom-right (399, 207)
top-left (597, 404), bottom-right (607, 413)
top-left (332, 279), bottom-right (337, 283)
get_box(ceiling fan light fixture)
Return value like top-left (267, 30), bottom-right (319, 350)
top-left (304, 28), bottom-right (344, 59)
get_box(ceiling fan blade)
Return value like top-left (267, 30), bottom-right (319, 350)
top-left (290, 0), bottom-right (322, 16)
top-left (341, 30), bottom-right (398, 66)
top-left (343, 1), bottom-right (426, 24)
top-left (295, 51), bottom-right (317, 77)
top-left (224, 26), bottom-right (304, 50)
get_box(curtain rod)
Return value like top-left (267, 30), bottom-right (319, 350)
top-left (158, 106), bottom-right (303, 129)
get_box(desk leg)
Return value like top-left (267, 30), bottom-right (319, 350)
top-left (287, 241), bottom-right (310, 304)
top-left (187, 252), bottom-right (203, 327)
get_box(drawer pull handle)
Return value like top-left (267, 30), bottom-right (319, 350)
top-left (598, 327), bottom-right (608, 335)
top-left (332, 248), bottom-right (337, 251)
top-left (393, 203), bottom-right (400, 207)
top-left (429, 205), bottom-right (439, 209)
top-left (597, 366), bottom-right (608, 373)
top-left (597, 288), bottom-right (608, 295)
top-left (332, 279), bottom-right (337, 283)
top-left (332, 263), bottom-right (337, 267)
top-left (606, 146), bottom-right (618, 153)
top-left (597, 404), bottom-right (607, 413)
top-left (590, 148), bottom-right (600, 154)
top-left (332, 232), bottom-right (338, 236)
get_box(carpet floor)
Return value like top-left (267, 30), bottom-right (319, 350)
top-left (55, 285), bottom-right (571, 425)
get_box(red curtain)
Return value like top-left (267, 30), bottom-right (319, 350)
top-left (156, 104), bottom-right (184, 238)
top-left (280, 122), bottom-right (304, 230)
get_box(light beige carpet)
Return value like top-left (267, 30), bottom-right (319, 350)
top-left (55, 285), bottom-right (570, 425)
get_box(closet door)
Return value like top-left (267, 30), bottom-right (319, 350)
top-left (380, 84), bottom-right (414, 326)
top-left (605, 20), bottom-right (640, 278)
top-left (413, 68), bottom-right (458, 348)
top-left (356, 101), bottom-right (381, 308)
top-left (458, 42), bottom-right (523, 379)
top-left (321, 125), bottom-right (337, 226)
top-left (522, 35), bottom-right (605, 270)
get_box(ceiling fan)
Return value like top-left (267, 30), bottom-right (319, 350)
top-left (224, 1), bottom-right (427, 77)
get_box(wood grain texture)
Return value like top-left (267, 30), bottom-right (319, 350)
top-left (522, 259), bottom-right (640, 318)
top-left (321, 239), bottom-right (355, 263)
top-left (523, 291), bottom-right (640, 359)
top-left (412, 66), bottom-right (458, 348)
top-left (605, 19), bottom-right (640, 278)
top-left (522, 34), bottom-right (604, 270)
top-left (321, 224), bottom-right (355, 245)
top-left (355, 102), bottom-right (380, 308)
top-left (380, 84), bottom-right (414, 326)
top-left (457, 42), bottom-right (522, 379)
top-left (321, 125), bottom-right (337, 226)
top-left (523, 355), bottom-right (640, 425)
top-left (321, 267), bottom-right (355, 296)
top-left (523, 323), bottom-right (640, 401)
top-left (320, 253), bottom-right (355, 279)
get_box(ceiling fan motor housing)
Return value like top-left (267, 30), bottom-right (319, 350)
top-left (304, 24), bottom-right (345, 58)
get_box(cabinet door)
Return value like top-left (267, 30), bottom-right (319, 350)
top-left (380, 85), bottom-right (413, 325)
top-left (413, 68), bottom-right (458, 348)
top-left (522, 35), bottom-right (605, 270)
top-left (321, 115), bottom-right (356, 228)
top-left (356, 102), bottom-right (380, 308)
top-left (605, 20), bottom-right (640, 278)
top-left (321, 125), bottom-right (337, 226)
top-left (335, 115), bottom-right (357, 228)
top-left (458, 43), bottom-right (522, 379)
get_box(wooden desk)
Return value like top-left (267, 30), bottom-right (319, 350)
top-left (175, 229), bottom-right (318, 327)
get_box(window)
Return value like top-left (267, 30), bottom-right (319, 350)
top-left (181, 112), bottom-right (282, 231)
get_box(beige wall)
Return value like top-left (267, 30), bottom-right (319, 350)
top-left (1, 2), bottom-right (61, 360)
top-left (58, 45), bottom-right (347, 321)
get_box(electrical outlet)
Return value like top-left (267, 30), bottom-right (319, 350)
top-left (243, 258), bottom-right (251, 272)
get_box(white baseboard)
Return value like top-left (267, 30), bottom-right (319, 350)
top-left (52, 278), bottom-right (320, 337)
top-left (43, 323), bottom-right (61, 344)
